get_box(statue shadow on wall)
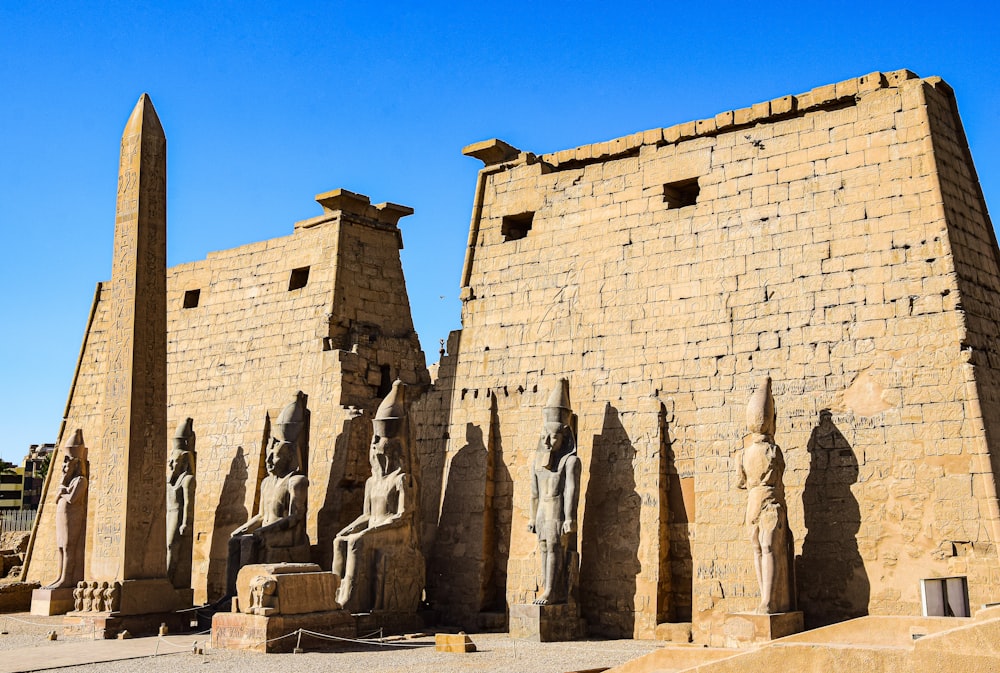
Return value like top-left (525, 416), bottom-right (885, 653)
top-left (429, 422), bottom-right (487, 611)
top-left (580, 403), bottom-right (642, 637)
top-left (316, 416), bottom-right (370, 570)
top-left (661, 404), bottom-right (692, 623)
top-left (481, 395), bottom-right (513, 615)
top-left (796, 409), bottom-right (870, 628)
top-left (208, 445), bottom-right (248, 601)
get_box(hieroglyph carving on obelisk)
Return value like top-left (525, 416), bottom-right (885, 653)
top-left (90, 94), bottom-right (168, 581)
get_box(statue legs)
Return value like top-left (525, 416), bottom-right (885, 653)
top-left (226, 534), bottom-right (261, 596)
top-left (534, 537), bottom-right (568, 605)
top-left (333, 526), bottom-right (416, 612)
top-left (751, 505), bottom-right (782, 614)
top-left (332, 531), bottom-right (364, 610)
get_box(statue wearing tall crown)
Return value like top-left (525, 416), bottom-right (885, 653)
top-left (332, 380), bottom-right (424, 613)
top-left (528, 379), bottom-right (582, 605)
top-left (226, 392), bottom-right (310, 596)
top-left (44, 429), bottom-right (89, 590)
top-left (167, 418), bottom-right (196, 589)
top-left (737, 377), bottom-right (796, 614)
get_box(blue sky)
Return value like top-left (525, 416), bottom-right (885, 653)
top-left (1, 2), bottom-right (998, 462)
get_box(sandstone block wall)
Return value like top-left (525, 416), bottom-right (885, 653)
top-left (26, 190), bottom-right (429, 603)
top-left (421, 70), bottom-right (1000, 643)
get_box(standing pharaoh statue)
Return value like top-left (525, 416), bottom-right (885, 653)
top-left (528, 379), bottom-right (582, 605)
top-left (226, 392), bottom-right (310, 596)
top-left (737, 376), bottom-right (795, 614)
top-left (167, 418), bottom-right (196, 589)
top-left (333, 380), bottom-right (424, 613)
top-left (44, 429), bottom-right (89, 590)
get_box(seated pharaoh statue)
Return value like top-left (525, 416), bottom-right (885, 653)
top-left (332, 380), bottom-right (424, 613)
top-left (226, 392), bottom-right (310, 596)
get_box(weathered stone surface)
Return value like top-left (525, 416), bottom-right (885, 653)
top-left (41, 429), bottom-right (88, 592)
top-left (737, 377), bottom-right (795, 614)
top-left (333, 381), bottom-right (424, 613)
top-left (21, 69), bottom-right (1000, 651)
top-left (722, 611), bottom-right (803, 647)
top-left (509, 602), bottom-right (586, 641)
top-left (235, 563), bottom-right (339, 615)
top-left (166, 418), bottom-right (196, 589)
top-left (25, 186), bottom-right (430, 605)
top-left (30, 587), bottom-right (75, 616)
top-left (435, 632), bottom-right (477, 652)
top-left (527, 379), bottom-right (581, 606)
top-left (418, 70), bottom-right (1000, 644)
top-left (226, 393), bottom-right (310, 596)
top-left (90, 93), bottom-right (168, 584)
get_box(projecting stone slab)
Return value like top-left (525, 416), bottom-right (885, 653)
top-left (30, 587), bottom-right (74, 616)
top-left (722, 611), bottom-right (803, 647)
top-left (509, 603), bottom-right (585, 642)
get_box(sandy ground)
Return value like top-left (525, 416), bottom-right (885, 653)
top-left (0, 612), bottom-right (662, 673)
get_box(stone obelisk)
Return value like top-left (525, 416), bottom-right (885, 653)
top-left (84, 94), bottom-right (182, 625)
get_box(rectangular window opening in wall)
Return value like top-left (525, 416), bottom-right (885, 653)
top-left (182, 289), bottom-right (200, 308)
top-left (663, 178), bottom-right (700, 209)
top-left (377, 364), bottom-right (393, 398)
top-left (288, 266), bottom-right (310, 291)
top-left (501, 212), bottom-right (534, 242)
top-left (921, 576), bottom-right (970, 617)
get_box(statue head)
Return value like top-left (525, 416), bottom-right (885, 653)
top-left (61, 429), bottom-right (87, 479)
top-left (542, 379), bottom-right (572, 426)
top-left (373, 380), bottom-right (406, 440)
top-left (172, 417), bottom-right (195, 453)
top-left (169, 418), bottom-right (195, 480)
top-left (274, 392), bottom-right (307, 446)
top-left (273, 392), bottom-right (307, 474)
top-left (266, 439), bottom-right (298, 478)
top-left (746, 376), bottom-right (776, 438)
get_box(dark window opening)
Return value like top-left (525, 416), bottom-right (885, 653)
top-left (183, 289), bottom-right (201, 308)
top-left (663, 178), bottom-right (700, 209)
top-left (377, 364), bottom-right (392, 398)
top-left (501, 212), bottom-right (534, 241)
top-left (288, 266), bottom-right (310, 290)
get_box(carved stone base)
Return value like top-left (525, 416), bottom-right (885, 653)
top-left (66, 610), bottom-right (191, 639)
top-left (235, 563), bottom-right (339, 616)
top-left (509, 603), bottom-right (586, 642)
top-left (115, 578), bottom-right (188, 615)
top-left (30, 587), bottom-right (76, 616)
top-left (212, 610), bottom-right (355, 653)
top-left (722, 611), bottom-right (804, 647)
top-left (212, 609), bottom-right (427, 653)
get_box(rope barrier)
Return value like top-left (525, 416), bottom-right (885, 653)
top-left (297, 628), bottom-right (435, 648)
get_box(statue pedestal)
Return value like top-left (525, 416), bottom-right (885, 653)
top-left (68, 611), bottom-right (191, 639)
top-left (212, 610), bottom-right (354, 653)
top-left (722, 611), bottom-right (803, 647)
top-left (509, 603), bottom-right (585, 642)
top-left (212, 608), bottom-right (425, 653)
top-left (63, 579), bottom-right (194, 638)
top-left (30, 587), bottom-right (75, 616)
top-left (213, 563), bottom-right (425, 653)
